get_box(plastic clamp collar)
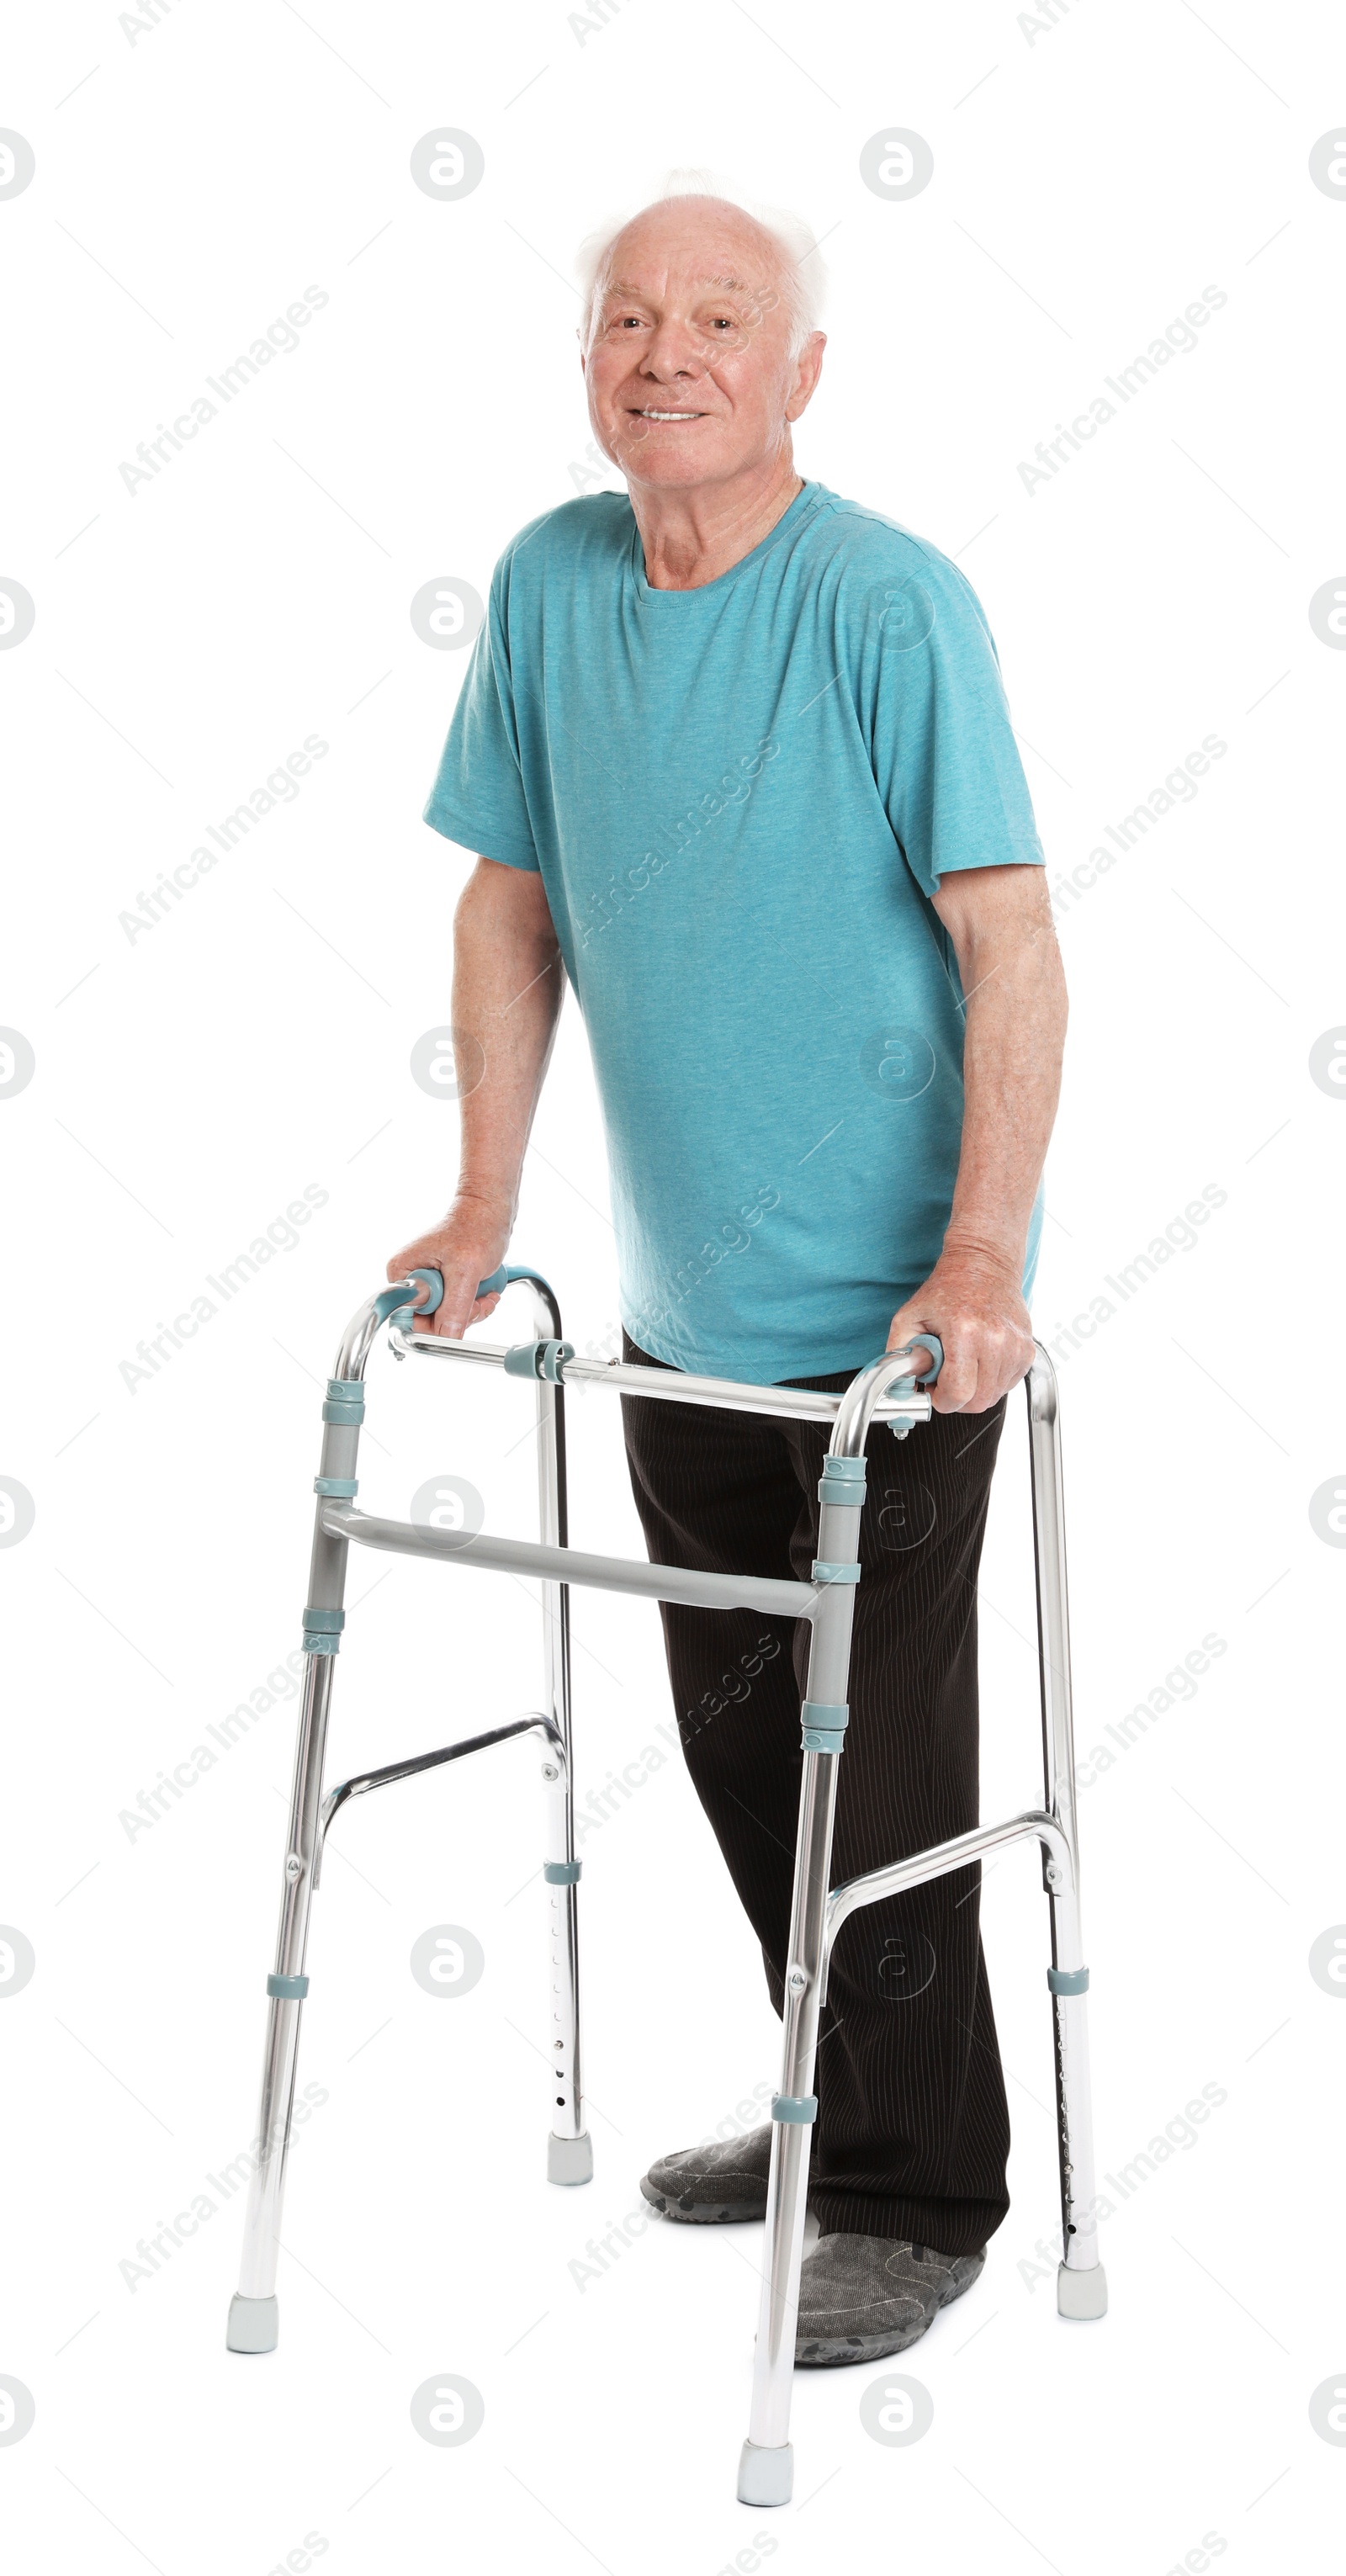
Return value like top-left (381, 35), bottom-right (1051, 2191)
top-left (267, 1973), bottom-right (310, 2000)
top-left (543, 1859), bottom-right (581, 1885)
top-left (800, 1699), bottom-right (849, 1752)
top-left (818, 1455), bottom-right (867, 1504)
top-left (301, 1606), bottom-right (345, 1656)
top-left (322, 1377), bottom-right (365, 1426)
top-left (771, 2092), bottom-right (819, 2123)
top-left (503, 1339), bottom-right (575, 1383)
top-left (314, 1476), bottom-right (358, 1497)
top-left (1047, 1964), bottom-right (1090, 1996)
top-left (811, 1560), bottom-right (861, 1585)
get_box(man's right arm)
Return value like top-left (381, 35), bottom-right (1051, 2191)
top-left (386, 856), bottom-right (563, 1337)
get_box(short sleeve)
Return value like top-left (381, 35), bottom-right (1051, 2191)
top-left (866, 551), bottom-right (1044, 898)
top-left (422, 566), bottom-right (541, 872)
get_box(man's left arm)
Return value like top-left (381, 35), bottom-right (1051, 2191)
top-left (888, 862), bottom-right (1068, 1413)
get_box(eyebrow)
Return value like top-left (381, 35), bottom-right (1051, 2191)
top-left (603, 273), bottom-right (754, 300)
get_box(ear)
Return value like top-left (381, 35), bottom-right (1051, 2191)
top-left (784, 330), bottom-right (827, 423)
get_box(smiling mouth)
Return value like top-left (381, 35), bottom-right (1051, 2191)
top-left (628, 407), bottom-right (708, 421)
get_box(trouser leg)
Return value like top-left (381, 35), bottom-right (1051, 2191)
top-left (620, 1334), bottom-right (1011, 2257)
top-left (619, 1341), bottom-right (812, 1953)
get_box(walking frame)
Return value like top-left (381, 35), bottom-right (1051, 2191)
top-left (225, 1262), bottom-right (1107, 2505)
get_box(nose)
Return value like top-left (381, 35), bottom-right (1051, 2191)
top-left (639, 316), bottom-right (713, 384)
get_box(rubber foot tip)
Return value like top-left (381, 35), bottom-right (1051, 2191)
top-left (1057, 2260), bottom-right (1108, 2319)
top-left (226, 2292), bottom-right (279, 2353)
top-left (737, 2440), bottom-right (794, 2507)
top-left (547, 2131), bottom-right (594, 2186)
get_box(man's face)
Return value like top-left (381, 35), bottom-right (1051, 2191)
top-left (581, 204), bottom-right (823, 491)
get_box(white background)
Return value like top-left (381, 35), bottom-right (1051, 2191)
top-left (3, 3), bottom-right (1344, 2570)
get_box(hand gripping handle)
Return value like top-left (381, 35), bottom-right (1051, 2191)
top-left (387, 1263), bottom-right (532, 1328)
top-left (890, 1331), bottom-right (944, 1388)
top-left (883, 1333), bottom-right (943, 1439)
top-left (403, 1266), bottom-right (445, 1316)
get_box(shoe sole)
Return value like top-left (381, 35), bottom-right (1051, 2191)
top-left (795, 2254), bottom-right (984, 2367)
top-left (639, 2178), bottom-right (768, 2224)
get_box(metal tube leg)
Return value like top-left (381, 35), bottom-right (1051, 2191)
top-left (226, 1649), bottom-right (336, 2349)
top-left (1027, 1353), bottom-right (1107, 2321)
top-left (739, 1472), bottom-right (861, 2507)
top-left (542, 1706), bottom-right (589, 2184)
top-left (738, 1752), bottom-right (840, 2506)
top-left (227, 1372), bottom-right (357, 2353)
top-left (528, 1303), bottom-right (591, 2187)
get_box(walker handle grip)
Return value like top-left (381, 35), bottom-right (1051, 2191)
top-left (403, 1267), bottom-right (444, 1316)
top-left (399, 1264), bottom-right (532, 1315)
top-left (890, 1333), bottom-right (944, 1388)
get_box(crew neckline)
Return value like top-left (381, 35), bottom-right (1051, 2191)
top-left (628, 478), bottom-right (823, 603)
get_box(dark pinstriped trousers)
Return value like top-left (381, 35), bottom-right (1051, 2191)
top-left (619, 1332), bottom-right (1011, 2256)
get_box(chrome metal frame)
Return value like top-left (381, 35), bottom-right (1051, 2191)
top-left (225, 1270), bottom-right (1106, 2504)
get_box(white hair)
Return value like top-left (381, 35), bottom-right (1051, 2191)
top-left (575, 167), bottom-right (828, 359)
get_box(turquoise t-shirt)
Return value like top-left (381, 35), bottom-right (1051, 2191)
top-left (425, 480), bottom-right (1045, 1386)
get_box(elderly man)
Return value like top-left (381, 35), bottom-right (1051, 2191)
top-left (389, 187), bottom-right (1067, 2367)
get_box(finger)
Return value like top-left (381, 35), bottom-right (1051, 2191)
top-left (940, 1333), bottom-right (1031, 1414)
top-left (404, 1272), bottom-right (442, 1336)
top-left (885, 1315), bottom-right (942, 1385)
top-left (969, 1329), bottom-right (1035, 1410)
top-left (435, 1283), bottom-right (500, 1339)
top-left (923, 1338), bottom-right (978, 1413)
top-left (930, 1365), bottom-right (974, 1413)
top-left (932, 1357), bottom-right (980, 1413)
top-left (885, 1305), bottom-right (928, 1362)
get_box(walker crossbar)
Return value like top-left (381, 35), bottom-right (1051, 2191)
top-left (318, 1501), bottom-right (821, 1622)
top-left (314, 1712), bottom-right (566, 1885)
top-left (225, 1264), bottom-right (1107, 2504)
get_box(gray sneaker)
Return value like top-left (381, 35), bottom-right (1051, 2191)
top-left (639, 2123), bottom-right (774, 2223)
top-left (794, 2234), bottom-right (985, 2366)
